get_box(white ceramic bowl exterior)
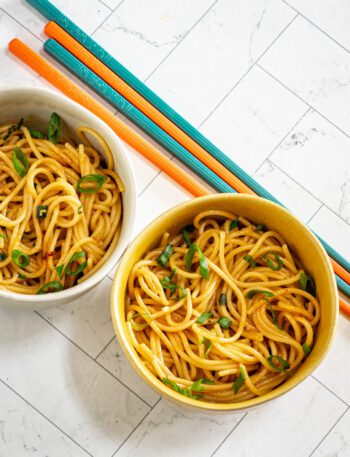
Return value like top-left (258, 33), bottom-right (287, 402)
top-left (0, 86), bottom-right (136, 310)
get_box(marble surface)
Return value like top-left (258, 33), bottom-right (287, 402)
top-left (0, 0), bottom-right (349, 456)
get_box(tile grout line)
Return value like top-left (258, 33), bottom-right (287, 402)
top-left (253, 106), bottom-right (311, 175)
top-left (91, 0), bottom-right (128, 38)
top-left (35, 311), bottom-right (153, 409)
top-left (280, 0), bottom-right (350, 55)
top-left (269, 159), bottom-right (350, 228)
top-left (98, 0), bottom-right (113, 12)
top-left (257, 62), bottom-right (350, 143)
top-left (308, 405), bottom-right (350, 457)
top-left (111, 397), bottom-right (162, 457)
top-left (144, 0), bottom-right (218, 83)
top-left (0, 378), bottom-right (93, 457)
top-left (198, 12), bottom-right (299, 128)
top-left (0, 7), bottom-right (43, 42)
top-left (94, 335), bottom-right (116, 361)
top-left (210, 412), bottom-right (248, 456)
top-left (311, 375), bottom-right (350, 408)
top-left (305, 204), bottom-right (324, 226)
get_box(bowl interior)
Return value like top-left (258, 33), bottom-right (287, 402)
top-left (111, 194), bottom-right (338, 412)
top-left (0, 86), bottom-right (136, 308)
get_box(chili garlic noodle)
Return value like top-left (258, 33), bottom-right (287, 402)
top-left (0, 114), bottom-right (123, 295)
top-left (126, 211), bottom-right (320, 403)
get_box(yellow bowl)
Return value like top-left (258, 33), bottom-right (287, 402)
top-left (111, 194), bottom-right (338, 413)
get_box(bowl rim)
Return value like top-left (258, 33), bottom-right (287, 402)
top-left (111, 193), bottom-right (338, 412)
top-left (0, 85), bottom-right (136, 303)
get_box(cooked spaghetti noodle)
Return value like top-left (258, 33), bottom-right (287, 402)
top-left (0, 114), bottom-right (123, 294)
top-left (126, 210), bottom-right (320, 403)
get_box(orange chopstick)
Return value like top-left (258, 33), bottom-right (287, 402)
top-left (44, 21), bottom-right (254, 196)
top-left (340, 296), bottom-right (350, 318)
top-left (8, 38), bottom-right (350, 319)
top-left (44, 22), bottom-right (350, 289)
top-left (8, 39), bottom-right (209, 199)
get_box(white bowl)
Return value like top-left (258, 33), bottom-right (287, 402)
top-left (0, 86), bottom-right (136, 310)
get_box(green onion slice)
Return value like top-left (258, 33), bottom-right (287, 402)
top-left (299, 272), bottom-right (316, 296)
top-left (77, 174), bottom-right (107, 194)
top-left (243, 255), bottom-right (256, 267)
top-left (0, 252), bottom-right (7, 261)
top-left (47, 112), bottom-right (61, 144)
top-left (182, 224), bottom-right (194, 246)
top-left (233, 367), bottom-right (245, 394)
top-left (157, 244), bottom-right (173, 267)
top-left (0, 234), bottom-right (7, 240)
top-left (303, 343), bottom-right (311, 355)
top-left (36, 205), bottom-right (48, 219)
top-left (29, 129), bottom-right (44, 139)
top-left (162, 378), bottom-right (203, 400)
top-left (267, 355), bottom-right (290, 372)
top-left (267, 303), bottom-right (280, 329)
top-left (13, 147), bottom-right (29, 178)
top-left (264, 253), bottom-right (283, 271)
top-left (203, 338), bottom-right (212, 357)
top-left (185, 243), bottom-right (209, 279)
top-left (246, 289), bottom-right (274, 299)
top-left (219, 293), bottom-right (227, 306)
top-left (65, 251), bottom-right (87, 276)
top-left (255, 224), bottom-right (265, 232)
top-left (217, 316), bottom-right (232, 329)
top-left (12, 249), bottom-right (29, 268)
top-left (3, 118), bottom-right (24, 141)
top-left (37, 281), bottom-right (63, 295)
top-left (18, 273), bottom-right (26, 279)
top-left (196, 312), bottom-right (213, 325)
top-left (55, 264), bottom-right (64, 278)
top-left (229, 219), bottom-right (239, 231)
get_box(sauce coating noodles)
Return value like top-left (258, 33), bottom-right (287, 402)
top-left (0, 117), bottom-right (123, 294)
top-left (126, 211), bottom-right (320, 403)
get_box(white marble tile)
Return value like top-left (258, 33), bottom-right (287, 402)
top-left (260, 15), bottom-right (350, 136)
top-left (253, 160), bottom-right (322, 223)
top-left (313, 408), bottom-right (350, 457)
top-left (97, 338), bottom-right (160, 407)
top-left (93, 0), bottom-right (215, 81)
top-left (99, 0), bottom-right (122, 11)
top-left (285, 0), bottom-right (350, 51)
top-left (0, 10), bottom-right (42, 87)
top-left (39, 277), bottom-right (115, 359)
top-left (199, 65), bottom-right (308, 174)
top-left (117, 399), bottom-right (244, 457)
top-left (270, 110), bottom-right (350, 222)
top-left (1, 0), bottom-right (110, 39)
top-left (0, 307), bottom-right (149, 457)
top-left (313, 315), bottom-right (350, 405)
top-left (147, 0), bottom-right (296, 126)
top-left (0, 381), bottom-right (89, 457)
top-left (214, 377), bottom-right (346, 457)
top-left (108, 166), bottom-right (192, 280)
top-left (308, 206), bottom-right (350, 262)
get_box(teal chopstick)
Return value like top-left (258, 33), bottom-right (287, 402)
top-left (44, 38), bottom-right (350, 299)
top-left (25, 0), bottom-right (350, 276)
top-left (44, 39), bottom-right (234, 195)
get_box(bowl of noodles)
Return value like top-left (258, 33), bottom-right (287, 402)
top-left (0, 86), bottom-right (136, 310)
top-left (111, 194), bottom-right (338, 412)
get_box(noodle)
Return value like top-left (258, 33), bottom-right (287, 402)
top-left (125, 210), bottom-right (320, 403)
top-left (0, 115), bottom-right (123, 294)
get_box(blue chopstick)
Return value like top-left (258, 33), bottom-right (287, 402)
top-left (44, 38), bottom-right (350, 299)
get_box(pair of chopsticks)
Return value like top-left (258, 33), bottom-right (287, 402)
top-left (9, 1), bottom-right (349, 316)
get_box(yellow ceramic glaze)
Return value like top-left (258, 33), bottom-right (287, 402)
top-left (111, 194), bottom-right (338, 413)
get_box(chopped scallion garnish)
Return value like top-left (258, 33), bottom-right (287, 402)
top-left (185, 243), bottom-right (209, 279)
top-left (37, 281), bottom-right (63, 294)
top-left (217, 316), bottom-right (232, 329)
top-left (182, 224), bottom-right (194, 246)
top-left (36, 205), bottom-right (48, 219)
top-left (13, 147), bottom-right (29, 178)
top-left (12, 249), bottom-right (29, 268)
top-left (299, 272), bottom-right (316, 296)
top-left (233, 367), bottom-right (245, 394)
top-left (157, 244), bottom-right (174, 267)
top-left (229, 219), bottom-right (239, 231)
top-left (77, 174), bottom-right (107, 194)
top-left (264, 253), bottom-right (283, 271)
top-left (243, 255), bottom-right (256, 267)
top-left (267, 355), bottom-right (290, 372)
top-left (47, 112), bottom-right (61, 144)
top-left (219, 293), bottom-right (227, 306)
top-left (246, 289), bottom-right (274, 299)
top-left (196, 312), bottom-right (213, 325)
top-left (65, 251), bottom-right (87, 276)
